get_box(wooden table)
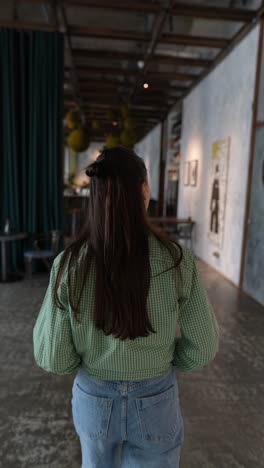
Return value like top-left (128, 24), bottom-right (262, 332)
top-left (0, 232), bottom-right (28, 282)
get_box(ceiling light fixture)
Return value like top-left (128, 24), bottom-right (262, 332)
top-left (143, 82), bottom-right (149, 89)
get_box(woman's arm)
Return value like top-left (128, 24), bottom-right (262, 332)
top-left (173, 254), bottom-right (219, 371)
top-left (33, 255), bottom-right (81, 375)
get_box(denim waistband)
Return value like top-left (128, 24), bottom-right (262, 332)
top-left (76, 366), bottom-right (175, 391)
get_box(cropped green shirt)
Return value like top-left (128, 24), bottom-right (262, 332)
top-left (33, 235), bottom-right (219, 380)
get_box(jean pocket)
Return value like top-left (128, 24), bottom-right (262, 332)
top-left (72, 382), bottom-right (113, 440)
top-left (136, 385), bottom-right (183, 443)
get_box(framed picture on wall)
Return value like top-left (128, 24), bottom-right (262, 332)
top-left (190, 160), bottom-right (198, 186)
top-left (184, 162), bottom-right (190, 186)
top-left (208, 138), bottom-right (230, 249)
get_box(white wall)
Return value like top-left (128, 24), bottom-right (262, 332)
top-left (135, 124), bottom-right (161, 200)
top-left (77, 142), bottom-right (103, 173)
top-left (64, 142), bottom-right (103, 182)
top-left (179, 25), bottom-right (259, 285)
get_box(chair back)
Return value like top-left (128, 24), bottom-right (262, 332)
top-left (51, 230), bottom-right (61, 254)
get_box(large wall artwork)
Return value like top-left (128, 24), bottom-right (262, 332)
top-left (208, 138), bottom-right (230, 249)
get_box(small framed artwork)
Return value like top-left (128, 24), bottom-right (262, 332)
top-left (190, 160), bottom-right (198, 187)
top-left (184, 162), bottom-right (190, 186)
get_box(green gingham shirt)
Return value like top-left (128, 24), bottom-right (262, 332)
top-left (33, 235), bottom-right (219, 380)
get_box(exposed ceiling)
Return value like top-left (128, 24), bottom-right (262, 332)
top-left (0, 0), bottom-right (264, 141)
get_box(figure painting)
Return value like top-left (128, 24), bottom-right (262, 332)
top-left (190, 160), bottom-right (198, 187)
top-left (208, 138), bottom-right (230, 249)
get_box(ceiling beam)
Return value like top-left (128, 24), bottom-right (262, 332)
top-left (171, 3), bottom-right (256, 22)
top-left (57, 1), bottom-right (84, 115)
top-left (77, 78), bottom-right (134, 87)
top-left (80, 97), bottom-right (173, 107)
top-left (70, 26), bottom-right (150, 42)
top-left (160, 33), bottom-right (229, 49)
top-left (82, 103), bottom-right (169, 112)
top-left (147, 72), bottom-right (195, 82)
top-left (84, 114), bottom-right (161, 121)
top-left (66, 65), bottom-right (197, 81)
top-left (0, 19), bottom-right (56, 31)
top-left (75, 78), bottom-right (189, 92)
top-left (166, 2), bottom-right (264, 116)
top-left (73, 48), bottom-right (213, 68)
top-left (130, 0), bottom-right (176, 101)
top-left (84, 119), bottom-right (161, 125)
top-left (70, 26), bottom-right (229, 49)
top-left (62, 0), bottom-right (160, 13)
top-left (75, 88), bottom-right (183, 97)
top-left (60, 0), bottom-right (256, 22)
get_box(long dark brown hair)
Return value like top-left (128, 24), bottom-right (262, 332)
top-left (55, 146), bottom-right (182, 340)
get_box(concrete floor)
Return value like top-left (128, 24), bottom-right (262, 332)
top-left (0, 262), bottom-right (264, 468)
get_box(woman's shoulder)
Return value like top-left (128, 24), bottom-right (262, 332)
top-left (149, 233), bottom-right (192, 274)
top-left (149, 232), bottom-right (193, 261)
top-left (52, 243), bottom-right (91, 273)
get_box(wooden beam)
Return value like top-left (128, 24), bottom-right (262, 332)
top-left (78, 78), bottom-right (133, 88)
top-left (77, 88), bottom-right (183, 98)
top-left (81, 97), bottom-right (173, 107)
top-left (182, 11), bottom-right (264, 101)
top-left (171, 3), bottom-right (256, 22)
top-left (57, 1), bottom-right (84, 116)
top-left (0, 19), bottom-right (56, 31)
top-left (60, 0), bottom-right (257, 23)
top-left (158, 121), bottom-right (166, 216)
top-left (85, 116), bottom-right (167, 124)
top-left (70, 26), bottom-right (150, 42)
top-left (239, 17), bottom-right (264, 289)
top-left (69, 65), bottom-right (197, 81)
top-left (83, 107), bottom-right (164, 115)
top-left (73, 48), bottom-right (213, 68)
top-left (82, 103), bottom-right (169, 112)
top-left (130, 1), bottom-right (176, 100)
top-left (75, 77), bottom-right (189, 92)
top-left (73, 65), bottom-right (140, 76)
top-left (70, 26), bottom-right (229, 49)
top-left (147, 72), bottom-right (196, 82)
top-left (160, 33), bottom-right (229, 49)
top-left (63, 0), bottom-right (160, 13)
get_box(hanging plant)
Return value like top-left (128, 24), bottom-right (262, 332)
top-left (65, 110), bottom-right (82, 130)
top-left (123, 116), bottom-right (136, 130)
top-left (106, 109), bottom-right (119, 122)
top-left (105, 103), bottom-right (138, 148)
top-left (106, 132), bottom-right (121, 148)
top-left (120, 103), bottom-right (131, 119)
top-left (91, 119), bottom-right (101, 130)
top-left (120, 129), bottom-right (137, 148)
top-left (67, 128), bottom-right (90, 152)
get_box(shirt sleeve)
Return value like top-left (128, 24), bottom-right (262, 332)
top-left (33, 254), bottom-right (81, 375)
top-left (172, 254), bottom-right (219, 371)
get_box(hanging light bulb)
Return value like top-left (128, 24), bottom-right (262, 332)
top-left (143, 82), bottom-right (149, 89)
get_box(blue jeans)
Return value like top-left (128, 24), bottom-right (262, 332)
top-left (72, 367), bottom-right (184, 468)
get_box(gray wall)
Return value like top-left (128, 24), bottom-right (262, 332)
top-left (179, 25), bottom-right (259, 285)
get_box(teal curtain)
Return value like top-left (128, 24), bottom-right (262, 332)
top-left (0, 29), bottom-right (64, 270)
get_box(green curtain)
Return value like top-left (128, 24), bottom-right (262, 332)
top-left (0, 28), bottom-right (64, 270)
